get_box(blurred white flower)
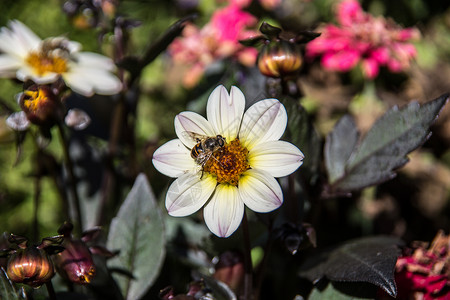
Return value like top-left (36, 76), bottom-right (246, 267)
top-left (65, 108), bottom-right (91, 130)
top-left (152, 85), bottom-right (304, 237)
top-left (6, 111), bottom-right (30, 131)
top-left (0, 20), bottom-right (122, 96)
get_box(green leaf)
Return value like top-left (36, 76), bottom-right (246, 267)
top-left (325, 116), bottom-right (359, 184)
top-left (106, 174), bottom-right (166, 300)
top-left (325, 93), bottom-right (449, 192)
top-left (0, 268), bottom-right (27, 300)
top-left (309, 281), bottom-right (378, 300)
top-left (299, 236), bottom-right (403, 297)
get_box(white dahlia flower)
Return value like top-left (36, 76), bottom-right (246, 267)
top-left (152, 85), bottom-right (304, 237)
top-left (0, 20), bottom-right (121, 97)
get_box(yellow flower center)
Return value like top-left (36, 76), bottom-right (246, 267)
top-left (203, 139), bottom-right (250, 186)
top-left (23, 89), bottom-right (50, 112)
top-left (25, 51), bottom-right (68, 76)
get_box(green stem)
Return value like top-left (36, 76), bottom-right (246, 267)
top-left (242, 211), bottom-right (253, 300)
top-left (96, 96), bottom-right (124, 226)
top-left (32, 168), bottom-right (41, 241)
top-left (45, 281), bottom-right (57, 300)
top-left (254, 219), bottom-right (274, 300)
top-left (57, 122), bottom-right (83, 233)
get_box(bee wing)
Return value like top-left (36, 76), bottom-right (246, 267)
top-left (181, 131), bottom-right (209, 143)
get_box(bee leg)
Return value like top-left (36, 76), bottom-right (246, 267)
top-left (212, 155), bottom-right (224, 168)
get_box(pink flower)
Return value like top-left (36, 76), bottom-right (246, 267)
top-left (168, 4), bottom-right (258, 88)
top-left (305, 0), bottom-right (420, 79)
top-left (211, 4), bottom-right (257, 43)
top-left (228, 0), bottom-right (282, 10)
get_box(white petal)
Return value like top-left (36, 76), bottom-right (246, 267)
top-left (0, 20), bottom-right (40, 57)
top-left (248, 140), bottom-right (304, 177)
top-left (166, 172), bottom-right (216, 217)
top-left (203, 184), bottom-right (244, 237)
top-left (77, 52), bottom-right (116, 71)
top-left (0, 55), bottom-right (22, 76)
top-left (66, 41), bottom-right (82, 53)
top-left (16, 67), bottom-right (59, 84)
top-left (9, 20), bottom-right (41, 53)
top-left (64, 67), bottom-right (122, 96)
top-left (239, 169), bottom-right (283, 213)
top-left (239, 99), bottom-right (287, 149)
top-left (61, 70), bottom-right (94, 96)
top-left (152, 139), bottom-right (196, 178)
top-left (174, 112), bottom-right (215, 148)
top-left (206, 85), bottom-right (245, 142)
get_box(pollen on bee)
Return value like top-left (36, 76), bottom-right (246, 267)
top-left (203, 139), bottom-right (250, 186)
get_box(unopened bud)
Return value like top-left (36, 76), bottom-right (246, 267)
top-left (55, 223), bottom-right (96, 284)
top-left (7, 247), bottom-right (55, 288)
top-left (258, 40), bottom-right (302, 78)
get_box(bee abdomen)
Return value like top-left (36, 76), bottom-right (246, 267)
top-left (191, 143), bottom-right (203, 159)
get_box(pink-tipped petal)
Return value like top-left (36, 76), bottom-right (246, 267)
top-left (175, 111), bottom-right (216, 148)
top-left (248, 140), bottom-right (304, 177)
top-left (206, 85), bottom-right (245, 142)
top-left (203, 184), bottom-right (244, 238)
top-left (239, 99), bottom-right (287, 149)
top-left (166, 172), bottom-right (216, 217)
top-left (239, 169), bottom-right (283, 213)
top-left (152, 139), bottom-right (195, 178)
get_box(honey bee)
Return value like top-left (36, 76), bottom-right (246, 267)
top-left (40, 37), bottom-right (73, 60)
top-left (185, 132), bottom-right (226, 178)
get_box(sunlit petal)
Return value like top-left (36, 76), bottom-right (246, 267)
top-left (175, 112), bottom-right (215, 148)
top-left (64, 67), bottom-right (122, 96)
top-left (239, 169), bottom-right (283, 213)
top-left (206, 85), bottom-right (245, 142)
top-left (239, 99), bottom-right (287, 149)
top-left (77, 52), bottom-right (116, 71)
top-left (248, 140), bottom-right (304, 177)
top-left (0, 55), bottom-right (22, 76)
top-left (152, 139), bottom-right (196, 178)
top-left (0, 20), bottom-right (120, 95)
top-left (7, 20), bottom-right (41, 56)
top-left (60, 71), bottom-right (94, 96)
top-left (203, 184), bottom-right (244, 237)
top-left (166, 173), bottom-right (216, 217)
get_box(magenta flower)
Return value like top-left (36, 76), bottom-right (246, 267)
top-left (395, 231), bottom-right (450, 299)
top-left (210, 4), bottom-right (256, 43)
top-left (305, 0), bottom-right (420, 79)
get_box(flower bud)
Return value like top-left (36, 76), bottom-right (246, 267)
top-left (6, 247), bottom-right (55, 288)
top-left (55, 239), bottom-right (96, 284)
top-left (55, 223), bottom-right (96, 284)
top-left (257, 40), bottom-right (302, 78)
top-left (18, 85), bottom-right (64, 126)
